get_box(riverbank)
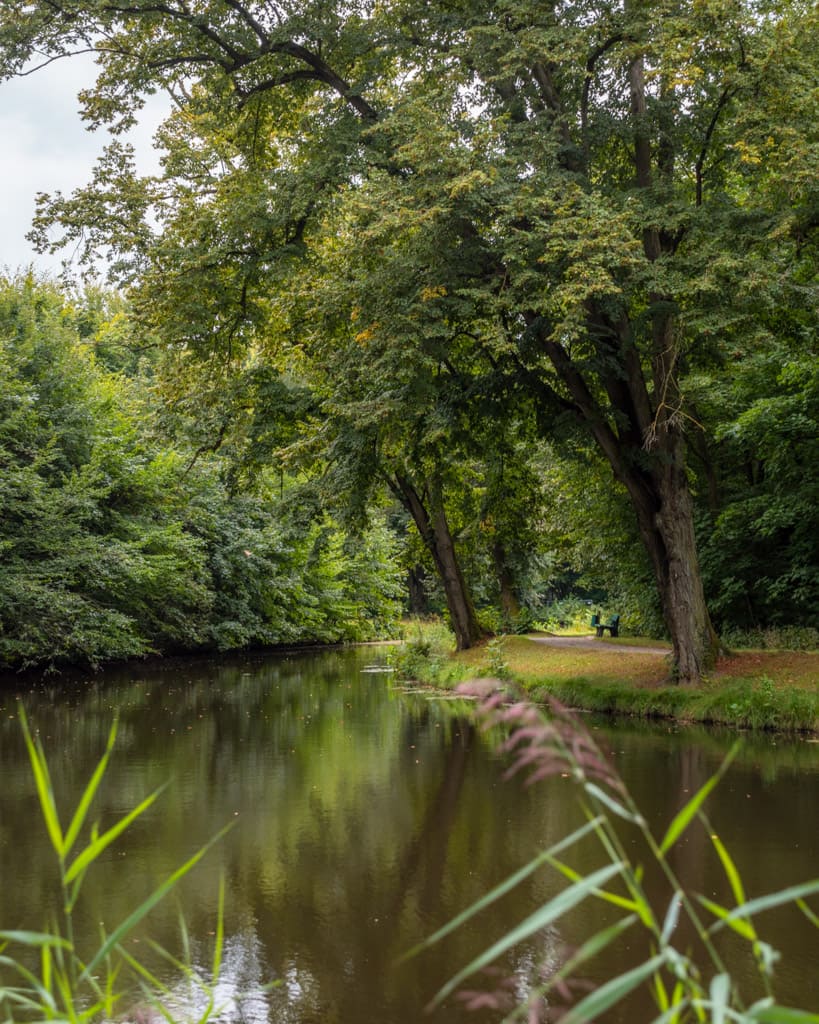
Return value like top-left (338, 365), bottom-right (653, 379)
top-left (436, 634), bottom-right (819, 734)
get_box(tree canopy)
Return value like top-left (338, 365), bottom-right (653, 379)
top-left (1, 0), bottom-right (816, 680)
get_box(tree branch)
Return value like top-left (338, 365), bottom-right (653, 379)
top-left (695, 86), bottom-right (733, 206)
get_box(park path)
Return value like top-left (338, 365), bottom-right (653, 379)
top-left (526, 635), bottom-right (672, 656)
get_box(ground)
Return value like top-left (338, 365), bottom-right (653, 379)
top-left (446, 633), bottom-right (819, 733)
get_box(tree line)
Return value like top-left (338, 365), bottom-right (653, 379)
top-left (0, 276), bottom-right (403, 670)
top-left (0, 0), bottom-right (816, 681)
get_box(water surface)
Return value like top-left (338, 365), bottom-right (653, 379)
top-left (1, 648), bottom-right (817, 1021)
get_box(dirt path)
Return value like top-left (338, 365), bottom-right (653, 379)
top-left (526, 635), bottom-right (672, 656)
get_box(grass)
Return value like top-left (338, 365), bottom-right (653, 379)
top-left (399, 625), bottom-right (819, 734)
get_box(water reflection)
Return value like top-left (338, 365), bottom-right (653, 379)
top-left (1, 651), bottom-right (818, 1022)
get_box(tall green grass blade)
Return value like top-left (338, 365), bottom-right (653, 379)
top-left (81, 822), bottom-right (233, 981)
top-left (654, 968), bottom-right (670, 1012)
top-left (545, 854), bottom-right (651, 923)
top-left (18, 706), bottom-right (64, 857)
top-left (403, 816), bottom-right (604, 960)
top-left (796, 899), bottom-right (819, 929)
top-left (64, 786), bottom-right (167, 886)
top-left (432, 861), bottom-right (624, 1006)
top-left (710, 833), bottom-right (748, 908)
top-left (720, 880), bottom-right (819, 926)
top-left (559, 952), bottom-right (667, 1024)
top-left (0, 932), bottom-right (71, 950)
top-left (748, 1002), bottom-right (819, 1023)
top-left (117, 947), bottom-right (171, 996)
top-left (584, 783), bottom-right (645, 825)
top-left (212, 875), bottom-right (225, 986)
top-left (698, 896), bottom-right (756, 940)
top-left (651, 1001), bottom-right (691, 1024)
top-left (502, 915), bottom-right (640, 1024)
top-left (709, 972), bottom-right (731, 1024)
top-left (658, 743), bottom-right (740, 856)
top-left (63, 721), bottom-right (118, 860)
top-left (660, 893), bottom-right (683, 945)
top-left (0, 955), bottom-right (59, 1010)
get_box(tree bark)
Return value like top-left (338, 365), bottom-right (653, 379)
top-left (492, 539), bottom-right (521, 622)
top-left (618, 449), bottom-right (721, 685)
top-left (530, 314), bottom-right (720, 684)
top-left (392, 472), bottom-right (484, 650)
top-left (407, 564), bottom-right (429, 615)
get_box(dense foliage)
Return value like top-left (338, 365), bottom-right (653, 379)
top-left (0, 0), bottom-right (816, 673)
top-left (0, 276), bottom-right (403, 671)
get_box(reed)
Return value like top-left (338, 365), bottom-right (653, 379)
top-left (417, 682), bottom-right (819, 1022)
top-left (0, 706), bottom-right (230, 1024)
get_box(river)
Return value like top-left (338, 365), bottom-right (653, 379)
top-left (1, 647), bottom-right (817, 1021)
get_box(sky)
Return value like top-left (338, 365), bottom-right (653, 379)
top-left (0, 53), bottom-right (166, 275)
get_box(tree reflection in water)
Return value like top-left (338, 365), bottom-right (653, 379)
top-left (2, 649), bottom-right (818, 1022)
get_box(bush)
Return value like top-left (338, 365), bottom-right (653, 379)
top-left (721, 625), bottom-right (819, 651)
top-left (389, 619), bottom-right (463, 686)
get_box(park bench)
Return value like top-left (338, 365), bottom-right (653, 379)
top-left (590, 613), bottom-right (620, 638)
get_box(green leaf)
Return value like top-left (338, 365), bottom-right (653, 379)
top-left (64, 784), bottom-right (167, 886)
top-left (698, 895), bottom-right (756, 940)
top-left (709, 972), bottom-right (731, 1024)
top-left (796, 898), bottom-right (819, 929)
top-left (432, 861), bottom-right (624, 1006)
top-left (559, 953), bottom-right (667, 1024)
top-left (584, 783), bottom-right (645, 825)
top-left (18, 705), bottom-right (64, 857)
top-left (0, 931), bottom-right (72, 950)
top-left (659, 743), bottom-right (740, 856)
top-left (722, 880), bottom-right (819, 926)
top-left (63, 719), bottom-right (118, 859)
top-left (81, 821), bottom-right (233, 982)
top-left (660, 892), bottom-right (683, 945)
top-left (403, 816), bottom-right (605, 960)
top-left (748, 1002), bottom-right (819, 1023)
top-left (212, 874), bottom-right (225, 986)
top-left (710, 832), bottom-right (748, 909)
top-left (502, 915), bottom-right (639, 1024)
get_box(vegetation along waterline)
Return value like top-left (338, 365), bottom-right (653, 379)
top-left (391, 623), bottom-right (819, 734)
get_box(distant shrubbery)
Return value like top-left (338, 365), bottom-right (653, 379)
top-left (720, 625), bottom-right (819, 652)
top-left (0, 276), bottom-right (403, 671)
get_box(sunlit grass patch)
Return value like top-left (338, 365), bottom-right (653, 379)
top-left (455, 635), bottom-right (669, 688)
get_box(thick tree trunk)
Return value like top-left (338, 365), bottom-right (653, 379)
top-left (492, 540), bottom-right (521, 622)
top-left (620, 456), bottom-right (721, 685)
top-left (407, 564), bottom-right (429, 615)
top-left (534, 317), bottom-right (720, 684)
top-left (393, 472), bottom-right (484, 651)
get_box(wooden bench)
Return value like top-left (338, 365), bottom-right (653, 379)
top-left (590, 613), bottom-right (620, 638)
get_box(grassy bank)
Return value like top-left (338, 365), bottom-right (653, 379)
top-left (394, 625), bottom-right (819, 733)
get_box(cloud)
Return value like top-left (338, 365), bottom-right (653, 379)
top-left (0, 53), bottom-right (167, 274)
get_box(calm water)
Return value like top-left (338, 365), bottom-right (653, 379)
top-left (1, 647), bottom-right (818, 1021)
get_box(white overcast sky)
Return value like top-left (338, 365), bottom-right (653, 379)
top-left (0, 54), bottom-right (167, 275)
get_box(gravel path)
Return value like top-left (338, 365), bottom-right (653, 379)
top-left (526, 635), bottom-right (672, 656)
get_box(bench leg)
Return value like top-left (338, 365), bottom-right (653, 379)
top-left (596, 626), bottom-right (604, 637)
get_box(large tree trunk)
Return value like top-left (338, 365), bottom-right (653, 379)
top-left (392, 472), bottom-right (484, 651)
top-left (492, 539), bottom-right (521, 623)
top-left (535, 318), bottom-right (720, 685)
top-left (407, 564), bottom-right (429, 615)
top-left (622, 459), bottom-right (721, 685)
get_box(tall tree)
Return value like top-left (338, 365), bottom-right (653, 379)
top-left (3, 0), bottom-right (816, 681)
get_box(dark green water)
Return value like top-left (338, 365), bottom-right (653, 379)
top-left (1, 647), bottom-right (818, 1021)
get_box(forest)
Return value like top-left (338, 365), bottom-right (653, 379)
top-left (0, 0), bottom-right (817, 683)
